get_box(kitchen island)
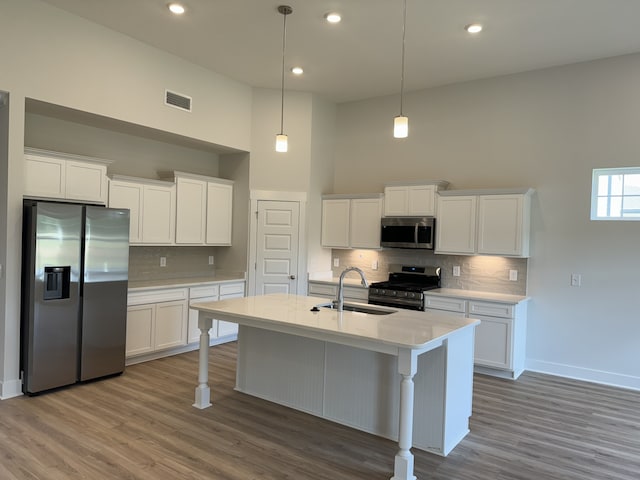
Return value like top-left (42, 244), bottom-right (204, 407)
top-left (191, 293), bottom-right (479, 480)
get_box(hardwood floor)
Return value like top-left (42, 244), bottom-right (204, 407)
top-left (1, 343), bottom-right (638, 479)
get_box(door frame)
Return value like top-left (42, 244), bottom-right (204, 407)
top-left (247, 190), bottom-right (307, 297)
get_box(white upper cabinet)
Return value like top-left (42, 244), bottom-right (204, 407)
top-left (435, 188), bottom-right (534, 257)
top-left (477, 194), bottom-right (530, 256)
top-left (383, 181), bottom-right (448, 217)
top-left (109, 180), bottom-right (143, 243)
top-left (24, 148), bottom-right (109, 204)
top-left (109, 175), bottom-right (176, 245)
top-left (175, 176), bottom-right (207, 244)
top-left (435, 195), bottom-right (477, 254)
top-left (206, 181), bottom-right (233, 245)
top-left (163, 172), bottom-right (234, 246)
top-left (321, 195), bottom-right (382, 249)
top-left (321, 198), bottom-right (351, 248)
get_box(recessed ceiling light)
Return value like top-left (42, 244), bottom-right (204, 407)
top-left (291, 67), bottom-right (304, 75)
top-left (168, 3), bottom-right (186, 15)
top-left (465, 23), bottom-right (483, 34)
top-left (324, 12), bottom-right (341, 24)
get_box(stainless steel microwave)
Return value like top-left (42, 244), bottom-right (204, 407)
top-left (380, 216), bottom-right (435, 249)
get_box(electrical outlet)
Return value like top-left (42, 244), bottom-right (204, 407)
top-left (208, 255), bottom-right (214, 265)
top-left (453, 266), bottom-right (460, 277)
top-left (509, 270), bottom-right (518, 281)
top-left (372, 260), bottom-right (378, 270)
top-left (160, 256), bottom-right (166, 267)
top-left (333, 258), bottom-right (339, 267)
top-left (571, 273), bottom-right (582, 287)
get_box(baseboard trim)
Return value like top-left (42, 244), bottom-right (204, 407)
top-left (0, 378), bottom-right (23, 400)
top-left (526, 359), bottom-right (640, 392)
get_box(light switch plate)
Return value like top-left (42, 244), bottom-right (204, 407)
top-left (509, 270), bottom-right (518, 281)
top-left (160, 256), bottom-right (167, 267)
top-left (333, 258), bottom-right (339, 267)
top-left (453, 266), bottom-right (460, 277)
top-left (208, 255), bottom-right (214, 265)
top-left (571, 273), bottom-right (582, 287)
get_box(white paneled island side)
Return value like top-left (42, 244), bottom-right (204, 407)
top-left (191, 294), bottom-right (480, 480)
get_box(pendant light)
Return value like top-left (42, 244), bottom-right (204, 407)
top-left (275, 5), bottom-right (292, 153)
top-left (393, 0), bottom-right (408, 138)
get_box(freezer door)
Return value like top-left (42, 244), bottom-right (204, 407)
top-left (80, 206), bottom-right (130, 381)
top-left (22, 201), bottom-right (83, 394)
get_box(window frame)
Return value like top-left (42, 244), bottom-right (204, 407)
top-left (591, 167), bottom-right (640, 221)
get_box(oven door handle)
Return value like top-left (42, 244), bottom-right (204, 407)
top-left (414, 223), bottom-right (419, 245)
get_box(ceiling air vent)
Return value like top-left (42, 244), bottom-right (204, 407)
top-left (165, 90), bottom-right (192, 112)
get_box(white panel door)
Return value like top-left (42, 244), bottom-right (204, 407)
top-left (254, 201), bottom-right (300, 295)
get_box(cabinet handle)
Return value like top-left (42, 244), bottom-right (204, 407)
top-left (289, 275), bottom-right (296, 280)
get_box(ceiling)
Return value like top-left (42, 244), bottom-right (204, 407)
top-left (39, 0), bottom-right (640, 104)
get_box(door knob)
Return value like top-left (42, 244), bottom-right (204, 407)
top-left (289, 275), bottom-right (296, 280)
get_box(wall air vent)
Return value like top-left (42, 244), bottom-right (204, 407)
top-left (165, 90), bottom-right (192, 112)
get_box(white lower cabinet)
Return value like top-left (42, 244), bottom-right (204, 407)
top-left (126, 288), bottom-right (188, 358)
top-left (217, 282), bottom-right (245, 337)
top-left (424, 293), bottom-right (528, 379)
top-left (127, 281), bottom-right (245, 363)
top-left (308, 281), bottom-right (369, 303)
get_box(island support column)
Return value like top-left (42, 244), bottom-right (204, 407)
top-left (392, 348), bottom-right (418, 480)
top-left (193, 314), bottom-right (213, 409)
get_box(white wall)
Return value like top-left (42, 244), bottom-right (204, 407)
top-left (334, 53), bottom-right (640, 390)
top-left (0, 0), bottom-right (253, 398)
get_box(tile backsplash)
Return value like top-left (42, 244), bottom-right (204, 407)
top-left (330, 249), bottom-right (528, 296)
top-left (128, 246), bottom-right (217, 282)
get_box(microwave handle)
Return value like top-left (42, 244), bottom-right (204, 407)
top-left (414, 223), bottom-right (419, 244)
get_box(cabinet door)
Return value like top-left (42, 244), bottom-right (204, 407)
top-left (408, 185), bottom-right (436, 216)
top-left (176, 177), bottom-right (206, 244)
top-left (24, 154), bottom-right (65, 199)
top-left (321, 199), bottom-right (350, 248)
top-left (217, 292), bottom-right (242, 337)
top-left (154, 300), bottom-right (188, 350)
top-left (435, 196), bottom-right (477, 254)
top-left (142, 184), bottom-right (176, 244)
top-left (125, 304), bottom-right (155, 357)
top-left (350, 198), bottom-right (382, 248)
top-left (65, 161), bottom-right (108, 204)
top-left (383, 186), bottom-right (408, 216)
top-left (109, 181), bottom-right (143, 243)
top-left (473, 315), bottom-right (512, 370)
top-left (477, 194), bottom-right (525, 256)
top-left (206, 182), bottom-right (233, 245)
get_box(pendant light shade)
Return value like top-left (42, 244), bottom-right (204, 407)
top-left (394, 0), bottom-right (409, 139)
top-left (275, 5), bottom-right (292, 153)
top-left (275, 134), bottom-right (288, 152)
top-left (394, 115), bottom-right (408, 138)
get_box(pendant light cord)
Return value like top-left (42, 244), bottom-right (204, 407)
top-left (400, 0), bottom-right (407, 116)
top-left (280, 10), bottom-right (288, 135)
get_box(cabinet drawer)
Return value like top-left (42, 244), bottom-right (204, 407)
top-left (128, 288), bottom-right (188, 306)
top-left (469, 301), bottom-right (514, 319)
top-left (343, 286), bottom-right (368, 301)
top-left (189, 285), bottom-right (219, 299)
top-left (424, 296), bottom-right (467, 313)
top-left (308, 283), bottom-right (337, 297)
top-left (220, 282), bottom-right (245, 296)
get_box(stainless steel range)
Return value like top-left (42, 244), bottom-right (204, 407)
top-left (368, 264), bottom-right (441, 310)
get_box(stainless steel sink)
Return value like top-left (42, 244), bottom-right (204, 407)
top-left (316, 301), bottom-right (396, 315)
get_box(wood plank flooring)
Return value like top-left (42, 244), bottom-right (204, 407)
top-left (1, 343), bottom-right (638, 479)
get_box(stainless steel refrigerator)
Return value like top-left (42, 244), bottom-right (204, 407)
top-left (21, 200), bottom-right (130, 394)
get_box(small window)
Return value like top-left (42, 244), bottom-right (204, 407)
top-left (591, 167), bottom-right (640, 220)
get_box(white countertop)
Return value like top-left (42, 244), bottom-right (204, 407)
top-left (424, 288), bottom-right (529, 304)
top-left (307, 277), bottom-right (371, 288)
top-left (128, 273), bottom-right (245, 291)
top-left (192, 293), bottom-right (479, 351)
